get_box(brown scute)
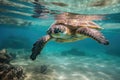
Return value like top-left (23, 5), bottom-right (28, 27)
top-left (55, 13), bottom-right (105, 30)
top-left (51, 2), bottom-right (68, 7)
top-left (56, 12), bottom-right (105, 20)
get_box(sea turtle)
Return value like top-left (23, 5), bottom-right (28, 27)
top-left (30, 12), bottom-right (109, 60)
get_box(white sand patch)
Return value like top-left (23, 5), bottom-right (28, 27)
top-left (7, 48), bottom-right (120, 80)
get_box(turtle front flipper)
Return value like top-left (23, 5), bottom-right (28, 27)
top-left (30, 35), bottom-right (51, 60)
top-left (76, 27), bottom-right (109, 45)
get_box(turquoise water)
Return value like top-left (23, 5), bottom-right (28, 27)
top-left (0, 0), bottom-right (120, 80)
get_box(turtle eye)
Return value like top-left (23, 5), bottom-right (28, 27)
top-left (54, 29), bottom-right (59, 33)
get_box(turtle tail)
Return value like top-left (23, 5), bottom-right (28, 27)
top-left (30, 35), bottom-right (51, 60)
top-left (76, 27), bottom-right (109, 45)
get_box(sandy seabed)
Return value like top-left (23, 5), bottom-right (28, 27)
top-left (8, 48), bottom-right (120, 80)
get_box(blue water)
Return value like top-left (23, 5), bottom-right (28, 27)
top-left (0, 0), bottom-right (120, 80)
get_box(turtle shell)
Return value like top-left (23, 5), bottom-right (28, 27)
top-left (55, 12), bottom-right (104, 30)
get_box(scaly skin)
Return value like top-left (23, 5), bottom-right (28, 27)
top-left (30, 12), bottom-right (109, 60)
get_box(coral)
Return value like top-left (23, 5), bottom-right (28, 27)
top-left (0, 63), bottom-right (25, 80)
top-left (0, 49), bottom-right (12, 64)
top-left (0, 49), bottom-right (25, 80)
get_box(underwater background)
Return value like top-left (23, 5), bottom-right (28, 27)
top-left (0, 0), bottom-right (120, 80)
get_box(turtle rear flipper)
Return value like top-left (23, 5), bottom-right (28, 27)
top-left (30, 35), bottom-right (51, 60)
top-left (76, 27), bottom-right (109, 45)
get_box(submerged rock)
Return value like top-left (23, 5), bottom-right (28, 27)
top-left (0, 49), bottom-right (12, 64)
top-left (0, 64), bottom-right (25, 80)
top-left (0, 49), bottom-right (25, 80)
